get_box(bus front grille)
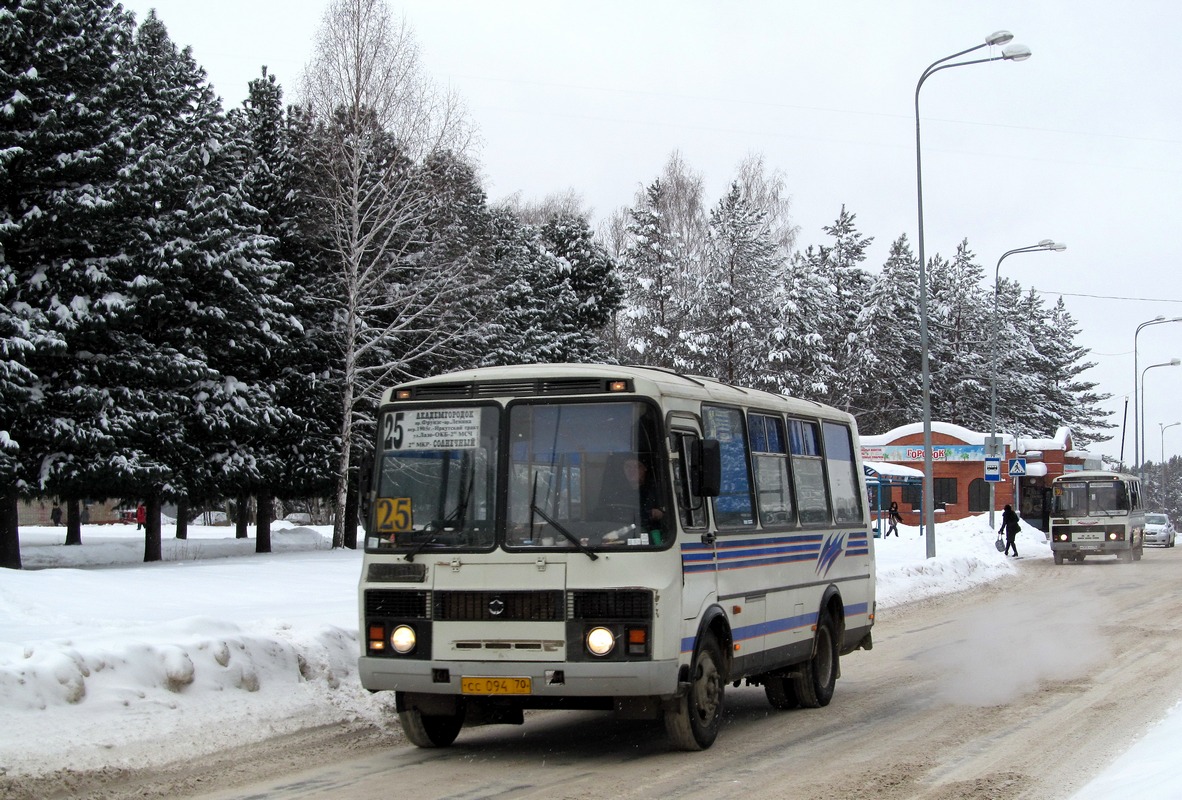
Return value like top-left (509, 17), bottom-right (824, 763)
top-left (434, 590), bottom-right (564, 622)
top-left (365, 590), bottom-right (430, 619)
top-left (569, 590), bottom-right (653, 620)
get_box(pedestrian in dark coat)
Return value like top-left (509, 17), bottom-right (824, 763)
top-left (999, 504), bottom-right (1021, 557)
top-left (885, 501), bottom-right (902, 537)
top-left (50, 504), bottom-right (62, 526)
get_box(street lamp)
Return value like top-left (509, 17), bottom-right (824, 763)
top-left (987, 240), bottom-right (1065, 529)
top-left (1141, 359), bottom-right (1181, 480)
top-left (1134, 317), bottom-right (1182, 479)
top-left (916, 31), bottom-right (1032, 558)
top-left (1162, 422), bottom-right (1180, 497)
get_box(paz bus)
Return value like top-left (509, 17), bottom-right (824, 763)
top-left (356, 364), bottom-right (875, 750)
top-left (1049, 470), bottom-right (1146, 564)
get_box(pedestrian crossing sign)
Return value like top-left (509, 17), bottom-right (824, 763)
top-left (1008, 457), bottom-right (1027, 476)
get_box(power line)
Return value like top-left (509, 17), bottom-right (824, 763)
top-left (1034, 289), bottom-right (1182, 303)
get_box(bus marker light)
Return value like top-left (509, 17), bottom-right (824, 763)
top-left (368, 624), bottom-right (386, 651)
top-left (608, 380), bottom-right (628, 392)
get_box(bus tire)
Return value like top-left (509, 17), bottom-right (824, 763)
top-left (397, 695), bottom-right (465, 748)
top-left (764, 675), bottom-right (800, 710)
top-left (1053, 552), bottom-right (1064, 565)
top-left (665, 635), bottom-right (725, 750)
top-left (794, 611), bottom-right (838, 708)
top-left (1120, 549), bottom-right (1134, 564)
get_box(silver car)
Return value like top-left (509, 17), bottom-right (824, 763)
top-left (1145, 513), bottom-right (1176, 547)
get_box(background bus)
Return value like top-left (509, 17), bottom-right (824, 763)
top-left (1048, 470), bottom-right (1146, 564)
top-left (357, 364), bottom-right (875, 750)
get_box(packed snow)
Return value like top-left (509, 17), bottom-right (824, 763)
top-left (1, 516), bottom-right (1178, 797)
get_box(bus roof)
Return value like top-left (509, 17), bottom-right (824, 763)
top-left (1052, 470), bottom-right (1137, 482)
top-left (384, 363), bottom-right (854, 424)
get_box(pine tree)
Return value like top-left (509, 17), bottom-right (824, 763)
top-left (1, 0), bottom-right (141, 561)
top-left (102, 11), bottom-right (292, 558)
top-left (811, 207), bottom-right (873, 412)
top-left (857, 235), bottom-right (923, 433)
top-left (926, 239), bottom-right (989, 428)
top-left (696, 182), bottom-right (783, 387)
top-left (772, 246), bottom-right (837, 399)
top-left (234, 69), bottom-right (339, 546)
top-left (1034, 296), bottom-right (1112, 448)
top-left (538, 213), bottom-right (623, 362)
top-left (614, 179), bottom-right (691, 369)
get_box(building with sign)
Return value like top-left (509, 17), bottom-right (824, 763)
top-left (861, 422), bottom-right (1102, 530)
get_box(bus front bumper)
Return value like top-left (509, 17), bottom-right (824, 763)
top-left (359, 656), bottom-right (681, 698)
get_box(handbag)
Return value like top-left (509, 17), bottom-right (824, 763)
top-left (995, 535), bottom-right (1005, 552)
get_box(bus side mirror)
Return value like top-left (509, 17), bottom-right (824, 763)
top-left (357, 454), bottom-right (374, 533)
top-left (692, 439), bottom-right (721, 497)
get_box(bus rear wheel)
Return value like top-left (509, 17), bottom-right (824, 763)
top-left (763, 674), bottom-right (800, 710)
top-left (793, 612), bottom-right (838, 708)
top-left (665, 634), bottom-right (725, 750)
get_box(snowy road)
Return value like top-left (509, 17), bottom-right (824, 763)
top-left (68, 547), bottom-right (1182, 800)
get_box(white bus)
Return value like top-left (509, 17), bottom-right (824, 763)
top-left (357, 364), bottom-right (875, 750)
top-left (1049, 470), bottom-right (1146, 564)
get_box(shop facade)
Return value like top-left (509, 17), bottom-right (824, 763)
top-left (861, 423), bottom-right (1102, 530)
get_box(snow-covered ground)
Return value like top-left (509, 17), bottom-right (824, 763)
top-left (0, 516), bottom-right (1177, 797)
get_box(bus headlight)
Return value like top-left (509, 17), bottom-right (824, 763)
top-left (390, 625), bottom-right (417, 654)
top-left (586, 626), bottom-right (616, 657)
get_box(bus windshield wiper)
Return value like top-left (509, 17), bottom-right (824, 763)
top-left (404, 534), bottom-right (438, 562)
top-left (530, 502), bottom-right (598, 561)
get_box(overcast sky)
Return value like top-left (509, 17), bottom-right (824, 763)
top-left (123, 0), bottom-right (1182, 465)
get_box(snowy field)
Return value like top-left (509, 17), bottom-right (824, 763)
top-left (0, 516), bottom-right (1178, 797)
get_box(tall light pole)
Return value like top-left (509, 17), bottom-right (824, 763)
top-left (1162, 422), bottom-right (1180, 498)
top-left (987, 240), bottom-right (1065, 528)
top-left (1133, 316), bottom-right (1182, 479)
top-left (1141, 359), bottom-right (1181, 481)
top-left (916, 31), bottom-right (1032, 558)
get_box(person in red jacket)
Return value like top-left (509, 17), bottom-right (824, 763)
top-left (135, 503), bottom-right (146, 531)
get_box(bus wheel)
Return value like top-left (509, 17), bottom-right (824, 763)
top-left (763, 675), bottom-right (800, 710)
top-left (397, 695), bottom-right (466, 748)
top-left (794, 612), bottom-right (838, 708)
top-left (1134, 546), bottom-right (1143, 561)
top-left (1120, 549), bottom-right (1134, 564)
top-left (665, 635), bottom-right (725, 750)
top-left (1053, 552), bottom-right (1064, 565)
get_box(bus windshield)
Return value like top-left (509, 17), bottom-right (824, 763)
top-left (369, 406), bottom-right (499, 552)
top-left (1052, 479), bottom-right (1130, 517)
top-left (506, 400), bottom-right (667, 549)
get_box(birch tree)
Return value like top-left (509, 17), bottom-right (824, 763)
top-left (301, 0), bottom-right (474, 548)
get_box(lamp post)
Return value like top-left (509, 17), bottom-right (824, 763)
top-left (987, 240), bottom-right (1065, 529)
top-left (1141, 359), bottom-right (1181, 481)
top-left (916, 31), bottom-right (1032, 558)
top-left (1162, 422), bottom-right (1180, 499)
top-left (1133, 316), bottom-right (1182, 480)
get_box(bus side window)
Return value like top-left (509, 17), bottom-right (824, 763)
top-left (823, 421), bottom-right (864, 524)
top-left (789, 419), bottom-right (830, 525)
top-left (749, 412), bottom-right (794, 527)
top-left (672, 431), bottom-right (708, 529)
top-left (703, 406), bottom-right (756, 529)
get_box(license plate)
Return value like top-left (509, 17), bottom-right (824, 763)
top-left (461, 676), bottom-right (531, 695)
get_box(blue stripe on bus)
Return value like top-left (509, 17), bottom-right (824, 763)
top-left (680, 601), bottom-right (872, 652)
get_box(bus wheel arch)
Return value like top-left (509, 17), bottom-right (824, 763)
top-left (665, 607), bottom-right (731, 750)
